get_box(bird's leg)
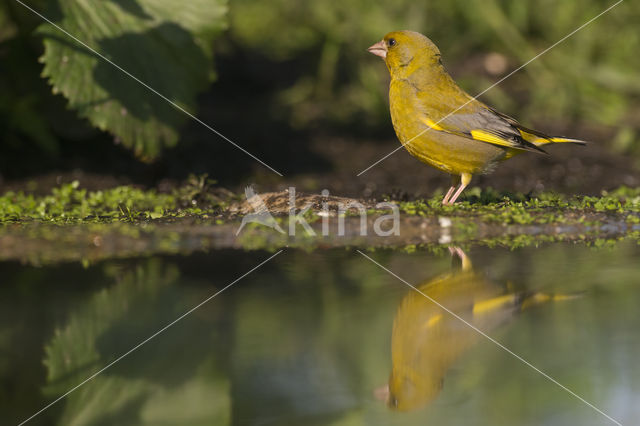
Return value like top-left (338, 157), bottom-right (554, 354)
top-left (442, 186), bottom-right (456, 205)
top-left (442, 175), bottom-right (460, 205)
top-left (447, 173), bottom-right (472, 204)
top-left (452, 246), bottom-right (472, 270)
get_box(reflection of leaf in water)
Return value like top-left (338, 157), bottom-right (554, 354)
top-left (52, 373), bottom-right (230, 426)
top-left (109, 0), bottom-right (153, 20)
top-left (38, 0), bottom-right (227, 158)
top-left (43, 259), bottom-right (230, 425)
top-left (44, 259), bottom-right (177, 386)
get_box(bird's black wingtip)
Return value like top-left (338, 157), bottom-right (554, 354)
top-left (524, 142), bottom-right (548, 155)
top-left (536, 146), bottom-right (550, 155)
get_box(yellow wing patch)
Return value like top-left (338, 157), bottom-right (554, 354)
top-left (520, 293), bottom-right (552, 310)
top-left (424, 314), bottom-right (443, 329)
top-left (421, 117), bottom-right (445, 131)
top-left (470, 130), bottom-right (515, 148)
top-left (519, 129), bottom-right (547, 145)
top-left (472, 294), bottom-right (516, 315)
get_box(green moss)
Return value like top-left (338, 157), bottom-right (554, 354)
top-left (626, 214), bottom-right (640, 224)
top-left (397, 186), bottom-right (640, 226)
top-left (3, 183), bottom-right (640, 231)
top-left (0, 175), bottom-right (232, 225)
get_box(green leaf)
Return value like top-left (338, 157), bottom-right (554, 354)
top-left (38, 0), bottom-right (227, 158)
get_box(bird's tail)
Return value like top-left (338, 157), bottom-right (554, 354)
top-left (517, 126), bottom-right (588, 147)
top-left (519, 291), bottom-right (583, 311)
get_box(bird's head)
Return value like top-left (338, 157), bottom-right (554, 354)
top-left (368, 30), bottom-right (442, 77)
top-left (387, 365), bottom-right (444, 411)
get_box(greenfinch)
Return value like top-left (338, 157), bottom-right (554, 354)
top-left (368, 31), bottom-right (586, 205)
top-left (386, 247), bottom-right (577, 411)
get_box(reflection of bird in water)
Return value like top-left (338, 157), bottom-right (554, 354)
top-left (383, 247), bottom-right (577, 411)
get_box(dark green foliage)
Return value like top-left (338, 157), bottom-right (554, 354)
top-left (1, 0), bottom-right (639, 161)
top-left (38, 0), bottom-right (227, 158)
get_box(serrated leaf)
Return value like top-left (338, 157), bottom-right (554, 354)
top-left (38, 0), bottom-right (227, 158)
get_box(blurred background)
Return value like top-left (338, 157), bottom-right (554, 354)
top-left (1, 0), bottom-right (638, 197)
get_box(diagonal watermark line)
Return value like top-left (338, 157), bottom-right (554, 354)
top-left (14, 0), bottom-right (284, 177)
top-left (357, 0), bottom-right (623, 176)
top-left (357, 250), bottom-right (623, 426)
top-left (17, 249), bottom-right (284, 426)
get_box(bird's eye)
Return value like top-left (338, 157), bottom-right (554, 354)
top-left (388, 38), bottom-right (397, 47)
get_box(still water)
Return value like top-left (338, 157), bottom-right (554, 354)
top-left (2, 242), bottom-right (639, 425)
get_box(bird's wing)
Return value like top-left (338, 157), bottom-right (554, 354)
top-left (420, 106), bottom-right (547, 154)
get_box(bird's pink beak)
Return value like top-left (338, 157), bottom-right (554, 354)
top-left (367, 40), bottom-right (387, 59)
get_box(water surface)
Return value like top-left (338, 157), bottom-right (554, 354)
top-left (2, 243), bottom-right (639, 425)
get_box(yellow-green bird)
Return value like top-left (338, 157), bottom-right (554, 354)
top-left (368, 30), bottom-right (586, 205)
